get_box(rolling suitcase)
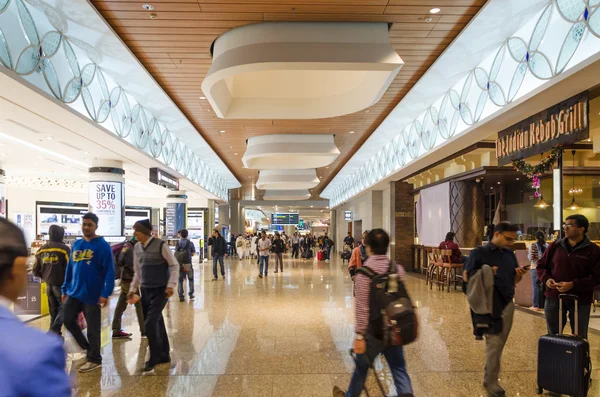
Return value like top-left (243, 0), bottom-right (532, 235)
top-left (317, 250), bottom-right (324, 261)
top-left (537, 294), bottom-right (592, 397)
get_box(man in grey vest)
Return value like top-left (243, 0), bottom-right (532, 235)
top-left (128, 219), bottom-right (179, 372)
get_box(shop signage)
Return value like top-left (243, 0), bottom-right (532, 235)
top-left (88, 181), bottom-right (124, 236)
top-left (149, 168), bottom-right (179, 190)
top-left (344, 210), bottom-right (352, 221)
top-left (496, 92), bottom-right (589, 166)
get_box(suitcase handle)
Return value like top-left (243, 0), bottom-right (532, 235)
top-left (559, 294), bottom-right (579, 336)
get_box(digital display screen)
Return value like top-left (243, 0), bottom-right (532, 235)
top-left (271, 213), bottom-right (299, 225)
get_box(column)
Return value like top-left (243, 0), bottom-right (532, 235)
top-left (387, 182), bottom-right (395, 261)
top-left (449, 180), bottom-right (485, 247)
top-left (165, 190), bottom-right (188, 238)
top-left (88, 160), bottom-right (125, 236)
top-left (393, 181), bottom-right (414, 271)
top-left (217, 203), bottom-right (230, 231)
top-left (229, 200), bottom-right (244, 235)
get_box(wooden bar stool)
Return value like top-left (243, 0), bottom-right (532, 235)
top-left (429, 248), bottom-right (446, 291)
top-left (426, 249), bottom-right (438, 286)
top-left (440, 249), bottom-right (464, 292)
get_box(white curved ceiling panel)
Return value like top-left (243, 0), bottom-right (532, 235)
top-left (202, 22), bottom-right (403, 119)
top-left (243, 134), bottom-right (340, 170)
top-left (263, 189), bottom-right (311, 201)
top-left (256, 169), bottom-right (319, 191)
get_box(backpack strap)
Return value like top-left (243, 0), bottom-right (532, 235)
top-left (356, 265), bottom-right (377, 279)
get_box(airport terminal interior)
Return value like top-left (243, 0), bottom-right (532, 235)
top-left (2, 0), bottom-right (600, 396)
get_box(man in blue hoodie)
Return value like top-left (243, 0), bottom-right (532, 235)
top-left (61, 212), bottom-right (115, 373)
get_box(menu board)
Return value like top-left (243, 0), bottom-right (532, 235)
top-left (271, 213), bottom-right (299, 225)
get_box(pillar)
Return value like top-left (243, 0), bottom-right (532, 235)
top-left (449, 180), bottom-right (485, 248)
top-left (229, 200), bottom-right (244, 235)
top-left (165, 190), bottom-right (188, 238)
top-left (88, 160), bottom-right (125, 236)
top-left (393, 181), bottom-right (414, 271)
top-left (387, 182), bottom-right (395, 261)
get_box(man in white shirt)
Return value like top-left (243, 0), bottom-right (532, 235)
top-left (291, 232), bottom-right (301, 259)
top-left (128, 219), bottom-right (179, 373)
top-left (258, 231), bottom-right (272, 279)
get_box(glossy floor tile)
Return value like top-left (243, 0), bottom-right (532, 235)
top-left (27, 254), bottom-right (600, 396)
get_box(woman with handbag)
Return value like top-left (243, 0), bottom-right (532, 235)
top-left (528, 231), bottom-right (547, 311)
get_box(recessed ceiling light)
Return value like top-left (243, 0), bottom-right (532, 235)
top-left (220, 130), bottom-right (226, 133)
top-left (310, 205), bottom-right (314, 208)
top-left (83, 151), bottom-right (89, 155)
top-left (349, 131), bottom-right (355, 134)
top-left (326, 166), bottom-right (329, 169)
top-left (199, 96), bottom-right (206, 99)
top-left (429, 7), bottom-right (441, 14)
top-left (46, 136), bottom-right (53, 140)
top-left (516, 178), bottom-right (520, 181)
top-left (142, 4), bottom-right (154, 10)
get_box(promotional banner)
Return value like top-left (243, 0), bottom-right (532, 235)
top-left (166, 203), bottom-right (186, 238)
top-left (88, 181), bottom-right (124, 236)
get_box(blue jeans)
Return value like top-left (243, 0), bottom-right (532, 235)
top-left (530, 269), bottom-right (540, 308)
top-left (544, 298), bottom-right (591, 339)
top-left (212, 254), bottom-right (225, 278)
top-left (178, 267), bottom-right (194, 298)
top-left (259, 255), bottom-right (269, 275)
top-left (346, 336), bottom-right (413, 397)
top-left (326, 246), bottom-right (331, 260)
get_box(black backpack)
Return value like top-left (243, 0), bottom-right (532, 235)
top-left (357, 262), bottom-right (418, 347)
top-left (175, 240), bottom-right (191, 265)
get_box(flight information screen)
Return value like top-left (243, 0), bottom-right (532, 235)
top-left (271, 213), bottom-right (299, 225)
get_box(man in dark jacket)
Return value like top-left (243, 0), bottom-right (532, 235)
top-left (208, 229), bottom-right (227, 281)
top-left (273, 233), bottom-right (285, 273)
top-left (111, 237), bottom-right (145, 339)
top-left (537, 214), bottom-right (600, 339)
top-left (33, 225), bottom-right (70, 336)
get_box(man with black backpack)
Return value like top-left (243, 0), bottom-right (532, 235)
top-left (333, 229), bottom-right (415, 397)
top-left (111, 236), bottom-right (145, 339)
top-left (176, 229), bottom-right (196, 302)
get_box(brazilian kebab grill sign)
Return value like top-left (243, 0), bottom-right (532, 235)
top-left (496, 92), bottom-right (589, 166)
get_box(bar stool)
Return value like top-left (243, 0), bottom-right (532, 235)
top-left (440, 249), bottom-right (464, 292)
top-left (426, 249), bottom-right (438, 286)
top-left (429, 248), bottom-right (446, 291)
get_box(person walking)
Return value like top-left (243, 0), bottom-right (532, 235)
top-left (527, 231), bottom-right (547, 312)
top-left (291, 232), bottom-right (300, 259)
top-left (333, 229), bottom-right (413, 397)
top-left (324, 233), bottom-right (334, 263)
top-left (33, 224), bottom-right (70, 336)
top-left (464, 221), bottom-right (528, 397)
top-left (537, 214), bottom-right (600, 340)
top-left (344, 232), bottom-right (355, 249)
top-left (251, 233), bottom-right (258, 259)
top-left (258, 231), bottom-right (272, 278)
top-left (128, 219), bottom-right (179, 372)
top-left (112, 236), bottom-right (145, 339)
top-left (273, 233), bottom-right (285, 273)
top-left (208, 229), bottom-right (227, 281)
top-left (176, 229), bottom-right (196, 302)
top-left (61, 212), bottom-right (115, 373)
top-left (348, 231), bottom-right (369, 279)
top-left (236, 234), bottom-right (245, 260)
top-left (0, 218), bottom-right (71, 397)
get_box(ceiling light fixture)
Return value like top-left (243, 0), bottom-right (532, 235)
top-left (534, 197), bottom-right (549, 209)
top-left (0, 132), bottom-right (87, 167)
top-left (566, 150), bottom-right (582, 210)
top-left (349, 131), bottom-right (355, 134)
top-left (46, 136), bottom-right (53, 140)
top-left (142, 4), bottom-right (154, 10)
top-left (234, 153), bottom-right (238, 155)
top-left (429, 8), bottom-right (441, 14)
top-left (219, 130), bottom-right (226, 133)
top-left (199, 96), bottom-right (206, 99)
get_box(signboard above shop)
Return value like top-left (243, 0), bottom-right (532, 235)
top-left (496, 92), bottom-right (589, 166)
top-left (149, 168), bottom-right (180, 190)
top-left (344, 210), bottom-right (352, 221)
top-left (271, 213), bottom-right (299, 225)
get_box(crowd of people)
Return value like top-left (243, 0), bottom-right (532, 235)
top-left (2, 210), bottom-right (600, 397)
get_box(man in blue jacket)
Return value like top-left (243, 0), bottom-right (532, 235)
top-left (61, 212), bottom-right (115, 373)
top-left (0, 218), bottom-right (71, 397)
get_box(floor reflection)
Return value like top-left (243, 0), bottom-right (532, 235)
top-left (25, 254), bottom-right (600, 396)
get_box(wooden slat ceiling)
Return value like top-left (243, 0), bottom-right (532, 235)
top-left (92, 0), bottom-right (486, 200)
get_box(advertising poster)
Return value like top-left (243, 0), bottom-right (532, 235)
top-left (88, 181), bottom-right (124, 236)
top-left (0, 183), bottom-right (5, 218)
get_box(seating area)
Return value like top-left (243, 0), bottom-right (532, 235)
top-left (425, 249), bottom-right (464, 292)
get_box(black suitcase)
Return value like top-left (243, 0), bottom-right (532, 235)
top-left (537, 294), bottom-right (592, 397)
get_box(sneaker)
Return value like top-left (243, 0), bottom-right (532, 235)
top-left (179, 297), bottom-right (185, 302)
top-left (78, 362), bottom-right (102, 373)
top-left (212, 277), bottom-right (218, 281)
top-left (274, 270), bottom-right (278, 273)
top-left (141, 333), bottom-right (147, 339)
top-left (143, 362), bottom-right (155, 372)
top-left (259, 274), bottom-right (263, 278)
top-left (189, 295), bottom-right (195, 300)
top-left (332, 386), bottom-right (346, 397)
top-left (112, 330), bottom-right (132, 339)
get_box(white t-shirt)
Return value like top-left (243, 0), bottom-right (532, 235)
top-left (258, 238), bottom-right (272, 257)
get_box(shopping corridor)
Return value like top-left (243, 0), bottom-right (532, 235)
top-left (27, 254), bottom-right (600, 397)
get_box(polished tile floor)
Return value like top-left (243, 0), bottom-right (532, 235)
top-left (29, 254), bottom-right (600, 397)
